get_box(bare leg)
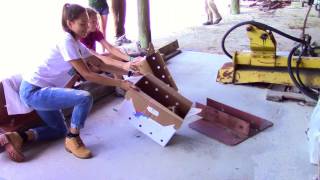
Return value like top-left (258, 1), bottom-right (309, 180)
top-left (70, 128), bottom-right (79, 135)
top-left (111, 0), bottom-right (120, 37)
top-left (100, 14), bottom-right (108, 52)
top-left (100, 14), bottom-right (108, 39)
top-left (205, 0), bottom-right (212, 22)
top-left (207, 0), bottom-right (222, 23)
top-left (203, 0), bottom-right (213, 25)
top-left (118, 0), bottom-right (126, 37)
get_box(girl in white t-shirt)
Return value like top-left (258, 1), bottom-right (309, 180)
top-left (0, 3), bottom-right (138, 162)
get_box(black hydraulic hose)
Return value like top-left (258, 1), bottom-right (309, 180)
top-left (290, 44), bottom-right (319, 100)
top-left (221, 21), bottom-right (306, 59)
top-left (302, 5), bottom-right (313, 37)
top-left (295, 44), bottom-right (310, 89)
top-left (287, 45), bottom-right (319, 100)
top-left (296, 52), bottom-right (308, 89)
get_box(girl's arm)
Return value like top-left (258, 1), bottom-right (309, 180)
top-left (69, 59), bottom-right (136, 90)
top-left (86, 55), bottom-right (129, 75)
top-left (100, 39), bottom-right (131, 62)
top-left (86, 53), bottom-right (137, 73)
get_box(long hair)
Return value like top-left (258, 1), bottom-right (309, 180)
top-left (86, 8), bottom-right (98, 18)
top-left (61, 3), bottom-right (86, 37)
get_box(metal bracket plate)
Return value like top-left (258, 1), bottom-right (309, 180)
top-left (189, 98), bottom-right (273, 146)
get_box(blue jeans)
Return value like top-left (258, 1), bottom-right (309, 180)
top-left (95, 6), bottom-right (109, 15)
top-left (19, 81), bottom-right (93, 141)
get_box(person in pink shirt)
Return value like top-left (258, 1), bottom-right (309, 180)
top-left (81, 8), bottom-right (143, 67)
top-left (81, 8), bottom-right (144, 95)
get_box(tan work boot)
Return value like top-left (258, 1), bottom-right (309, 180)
top-left (65, 136), bottom-right (92, 159)
top-left (0, 132), bottom-right (24, 162)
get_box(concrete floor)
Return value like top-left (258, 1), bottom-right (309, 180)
top-left (0, 51), bottom-right (317, 180)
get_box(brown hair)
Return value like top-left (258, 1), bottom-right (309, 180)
top-left (86, 8), bottom-right (98, 18)
top-left (61, 3), bottom-right (86, 36)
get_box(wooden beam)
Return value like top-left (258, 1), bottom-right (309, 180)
top-left (158, 40), bottom-right (181, 61)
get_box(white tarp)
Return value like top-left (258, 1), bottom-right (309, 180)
top-left (308, 98), bottom-right (320, 165)
top-left (2, 74), bottom-right (33, 115)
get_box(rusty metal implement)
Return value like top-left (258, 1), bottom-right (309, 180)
top-left (189, 98), bottom-right (273, 146)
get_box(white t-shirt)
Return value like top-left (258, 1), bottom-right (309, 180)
top-left (23, 32), bottom-right (91, 87)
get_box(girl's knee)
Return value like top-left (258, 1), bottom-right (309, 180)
top-left (77, 91), bottom-right (93, 104)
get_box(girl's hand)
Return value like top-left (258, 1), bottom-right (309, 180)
top-left (123, 62), bottom-right (133, 71)
top-left (132, 56), bottom-right (145, 63)
top-left (120, 80), bottom-right (139, 91)
top-left (123, 62), bottom-right (140, 74)
top-left (129, 61), bottom-right (140, 71)
top-left (123, 56), bottom-right (146, 72)
top-left (130, 57), bottom-right (145, 71)
top-left (132, 71), bottom-right (142, 76)
top-left (124, 61), bottom-right (140, 72)
top-left (88, 63), bottom-right (101, 73)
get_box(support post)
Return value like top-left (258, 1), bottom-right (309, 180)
top-left (231, 0), bottom-right (240, 15)
top-left (137, 0), bottom-right (151, 49)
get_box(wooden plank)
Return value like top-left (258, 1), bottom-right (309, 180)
top-left (266, 88), bottom-right (317, 106)
top-left (0, 83), bottom-right (9, 123)
top-left (160, 50), bottom-right (182, 62)
top-left (158, 40), bottom-right (181, 61)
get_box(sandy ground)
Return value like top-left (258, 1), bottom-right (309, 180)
top-left (1, 1), bottom-right (319, 78)
top-left (98, 0), bottom-right (320, 56)
top-left (146, 1), bottom-right (320, 54)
